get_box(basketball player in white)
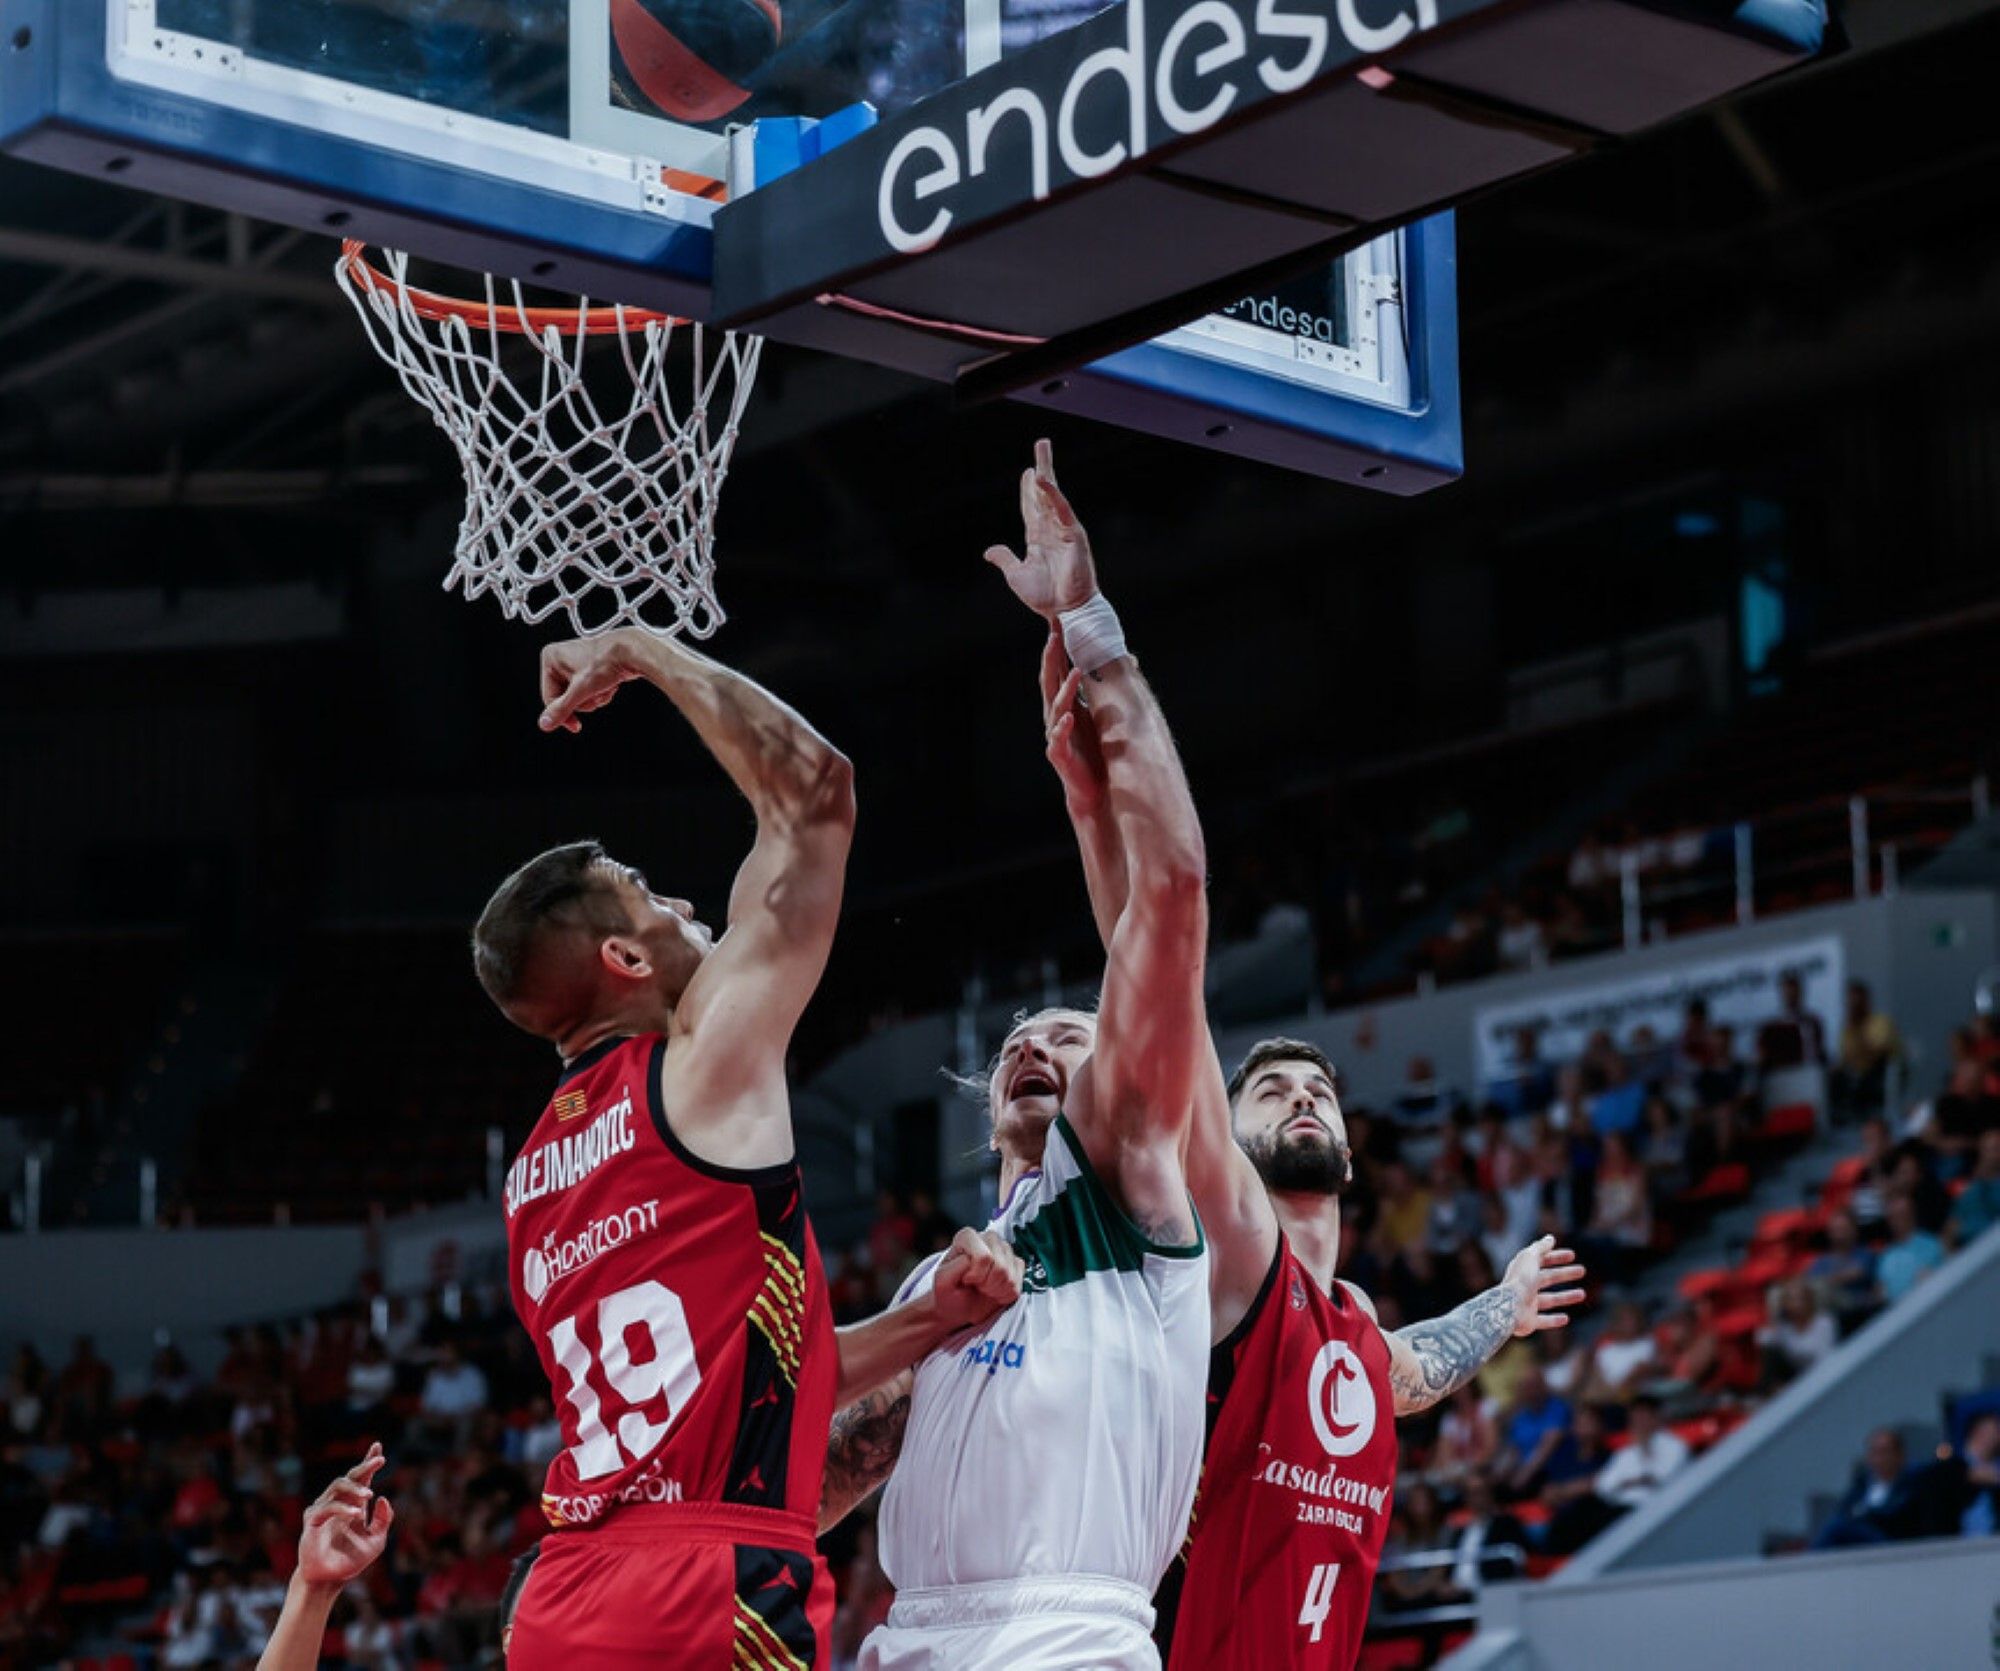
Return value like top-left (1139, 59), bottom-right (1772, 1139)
top-left (822, 443), bottom-right (1213, 1670)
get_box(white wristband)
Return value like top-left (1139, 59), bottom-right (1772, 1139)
top-left (1058, 593), bottom-right (1128, 676)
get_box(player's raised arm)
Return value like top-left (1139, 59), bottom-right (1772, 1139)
top-left (1350, 1236), bottom-right (1588, 1415)
top-left (257, 1447), bottom-right (395, 1671)
top-left (985, 440), bottom-right (1204, 1246)
top-left (1035, 621), bottom-right (1279, 1333)
top-left (537, 628), bottom-right (854, 1150)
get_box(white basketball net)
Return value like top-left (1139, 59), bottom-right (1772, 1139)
top-left (335, 246), bottom-right (761, 639)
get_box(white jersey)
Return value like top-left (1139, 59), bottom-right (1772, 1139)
top-left (878, 1114), bottom-right (1209, 1601)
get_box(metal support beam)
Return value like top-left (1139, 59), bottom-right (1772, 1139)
top-left (0, 227), bottom-right (337, 307)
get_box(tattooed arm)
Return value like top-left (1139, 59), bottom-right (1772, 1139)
top-left (1345, 1236), bottom-right (1588, 1417)
top-left (819, 1372), bottom-right (915, 1533)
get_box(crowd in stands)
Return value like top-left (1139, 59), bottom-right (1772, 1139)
top-left (1359, 984), bottom-right (2000, 1645)
top-left (4, 981), bottom-right (1995, 1667)
top-left (1809, 1401), bottom-right (2000, 1549)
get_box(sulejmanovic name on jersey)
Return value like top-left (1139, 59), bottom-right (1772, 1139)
top-left (504, 1094), bottom-right (638, 1217)
top-left (870, 1113), bottom-right (1208, 1669)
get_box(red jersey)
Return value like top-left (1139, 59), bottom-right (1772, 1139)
top-left (503, 1034), bottom-right (837, 1535)
top-left (1156, 1235), bottom-right (1398, 1671)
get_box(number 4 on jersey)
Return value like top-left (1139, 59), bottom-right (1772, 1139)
top-left (1299, 1562), bottom-right (1341, 1643)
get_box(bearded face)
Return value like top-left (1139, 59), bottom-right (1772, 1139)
top-left (1233, 1058), bottom-right (1352, 1196)
top-left (1242, 1118), bottom-right (1353, 1196)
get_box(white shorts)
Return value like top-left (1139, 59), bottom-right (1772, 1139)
top-left (857, 1575), bottom-right (1159, 1671)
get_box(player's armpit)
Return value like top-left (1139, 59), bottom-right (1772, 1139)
top-left (819, 1372), bottom-right (914, 1534)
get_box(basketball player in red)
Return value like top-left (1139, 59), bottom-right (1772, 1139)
top-left (1031, 556), bottom-right (1586, 1668)
top-left (476, 628), bottom-right (1022, 1670)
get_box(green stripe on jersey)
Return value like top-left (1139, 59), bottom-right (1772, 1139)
top-left (1012, 1116), bottom-right (1203, 1291)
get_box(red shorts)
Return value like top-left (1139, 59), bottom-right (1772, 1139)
top-left (505, 1501), bottom-right (834, 1670)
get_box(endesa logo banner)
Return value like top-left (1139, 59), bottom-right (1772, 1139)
top-left (871, 0), bottom-right (1468, 255)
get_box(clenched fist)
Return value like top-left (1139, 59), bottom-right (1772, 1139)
top-left (931, 1227), bottom-right (1026, 1332)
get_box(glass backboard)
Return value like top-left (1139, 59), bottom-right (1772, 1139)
top-left (2, 0), bottom-right (1463, 482)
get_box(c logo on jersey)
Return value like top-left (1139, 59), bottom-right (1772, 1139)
top-left (1306, 1341), bottom-right (1377, 1458)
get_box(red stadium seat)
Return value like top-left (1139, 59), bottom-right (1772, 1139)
top-left (1761, 1102), bottom-right (1817, 1142)
top-left (1750, 1207), bottom-right (1820, 1248)
top-left (1681, 1163), bottom-right (1752, 1206)
top-left (1678, 1267), bottom-right (1735, 1305)
top-left (1733, 1250), bottom-right (1792, 1292)
top-left (1712, 1301), bottom-right (1766, 1340)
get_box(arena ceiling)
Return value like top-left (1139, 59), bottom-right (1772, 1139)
top-left (1, 0), bottom-right (1998, 636)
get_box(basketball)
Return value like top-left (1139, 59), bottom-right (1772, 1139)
top-left (611, 0), bottom-right (784, 124)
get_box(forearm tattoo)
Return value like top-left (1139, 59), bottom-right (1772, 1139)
top-left (820, 1377), bottom-right (913, 1531)
top-left (1389, 1285), bottom-right (1517, 1416)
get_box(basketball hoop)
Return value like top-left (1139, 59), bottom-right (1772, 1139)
top-left (335, 242), bottom-right (761, 640)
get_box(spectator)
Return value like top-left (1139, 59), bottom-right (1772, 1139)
top-left (1591, 1394), bottom-right (1690, 1514)
top-left (1845, 1117), bottom-right (1898, 1236)
top-left (1807, 1209), bottom-right (1878, 1335)
top-left (1377, 1160), bottom-right (1432, 1251)
top-left (1646, 1304), bottom-right (1720, 1406)
top-left (1445, 1469), bottom-right (1529, 1595)
top-left (1876, 1194), bottom-right (1946, 1304)
top-left (1640, 1096), bottom-right (1689, 1198)
top-left (1756, 970), bottom-right (1827, 1073)
top-left (1948, 1129), bottom-right (2000, 1247)
top-left (1498, 1368), bottom-right (1573, 1499)
top-left (1547, 1064), bottom-right (1590, 1134)
top-left (5, 1345), bottom-right (49, 1440)
top-left (515, 1396), bottom-right (563, 1472)
top-left (1580, 1132), bottom-right (1652, 1285)
top-left (1833, 980), bottom-right (1901, 1121)
top-left (1588, 1052), bottom-right (1646, 1140)
top-left (52, 1336), bottom-right (113, 1440)
top-left (1496, 902), bottom-right (1547, 973)
top-left (1478, 1195), bottom-right (1524, 1286)
top-left (1577, 1302), bottom-right (1658, 1407)
top-left (1935, 1410), bottom-right (2000, 1539)
top-left (1547, 1394), bottom-right (1689, 1553)
top-left (1492, 1026), bottom-right (1555, 1116)
top-left (1811, 1428), bottom-right (1923, 1548)
top-left (418, 1341), bottom-right (489, 1441)
top-left (1426, 1146), bottom-right (1485, 1254)
top-left (1535, 1325), bottom-right (1590, 1402)
top-left (1757, 1279), bottom-right (1838, 1390)
top-left (1430, 1385), bottom-right (1500, 1490)
top-left (1685, 1001), bottom-right (1747, 1110)
top-left (1887, 1147), bottom-right (1953, 1237)
top-left (1380, 1481), bottom-right (1461, 1612)
top-left (1397, 1055), bottom-right (1459, 1126)
top-left (347, 1334), bottom-right (396, 1425)
top-left (1478, 1109), bottom-right (1543, 1252)
top-left (1540, 1404), bottom-right (1617, 1553)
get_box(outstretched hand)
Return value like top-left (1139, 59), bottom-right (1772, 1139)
top-left (1502, 1237), bottom-right (1588, 1338)
top-left (931, 1227), bottom-right (1026, 1332)
top-left (296, 1444), bottom-right (395, 1590)
top-left (983, 439), bottom-right (1099, 620)
top-left (538, 629), bottom-right (653, 734)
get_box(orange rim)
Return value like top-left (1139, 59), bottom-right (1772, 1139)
top-left (339, 241), bottom-right (685, 335)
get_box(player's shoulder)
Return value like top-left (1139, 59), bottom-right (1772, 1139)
top-left (1334, 1277), bottom-right (1380, 1322)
